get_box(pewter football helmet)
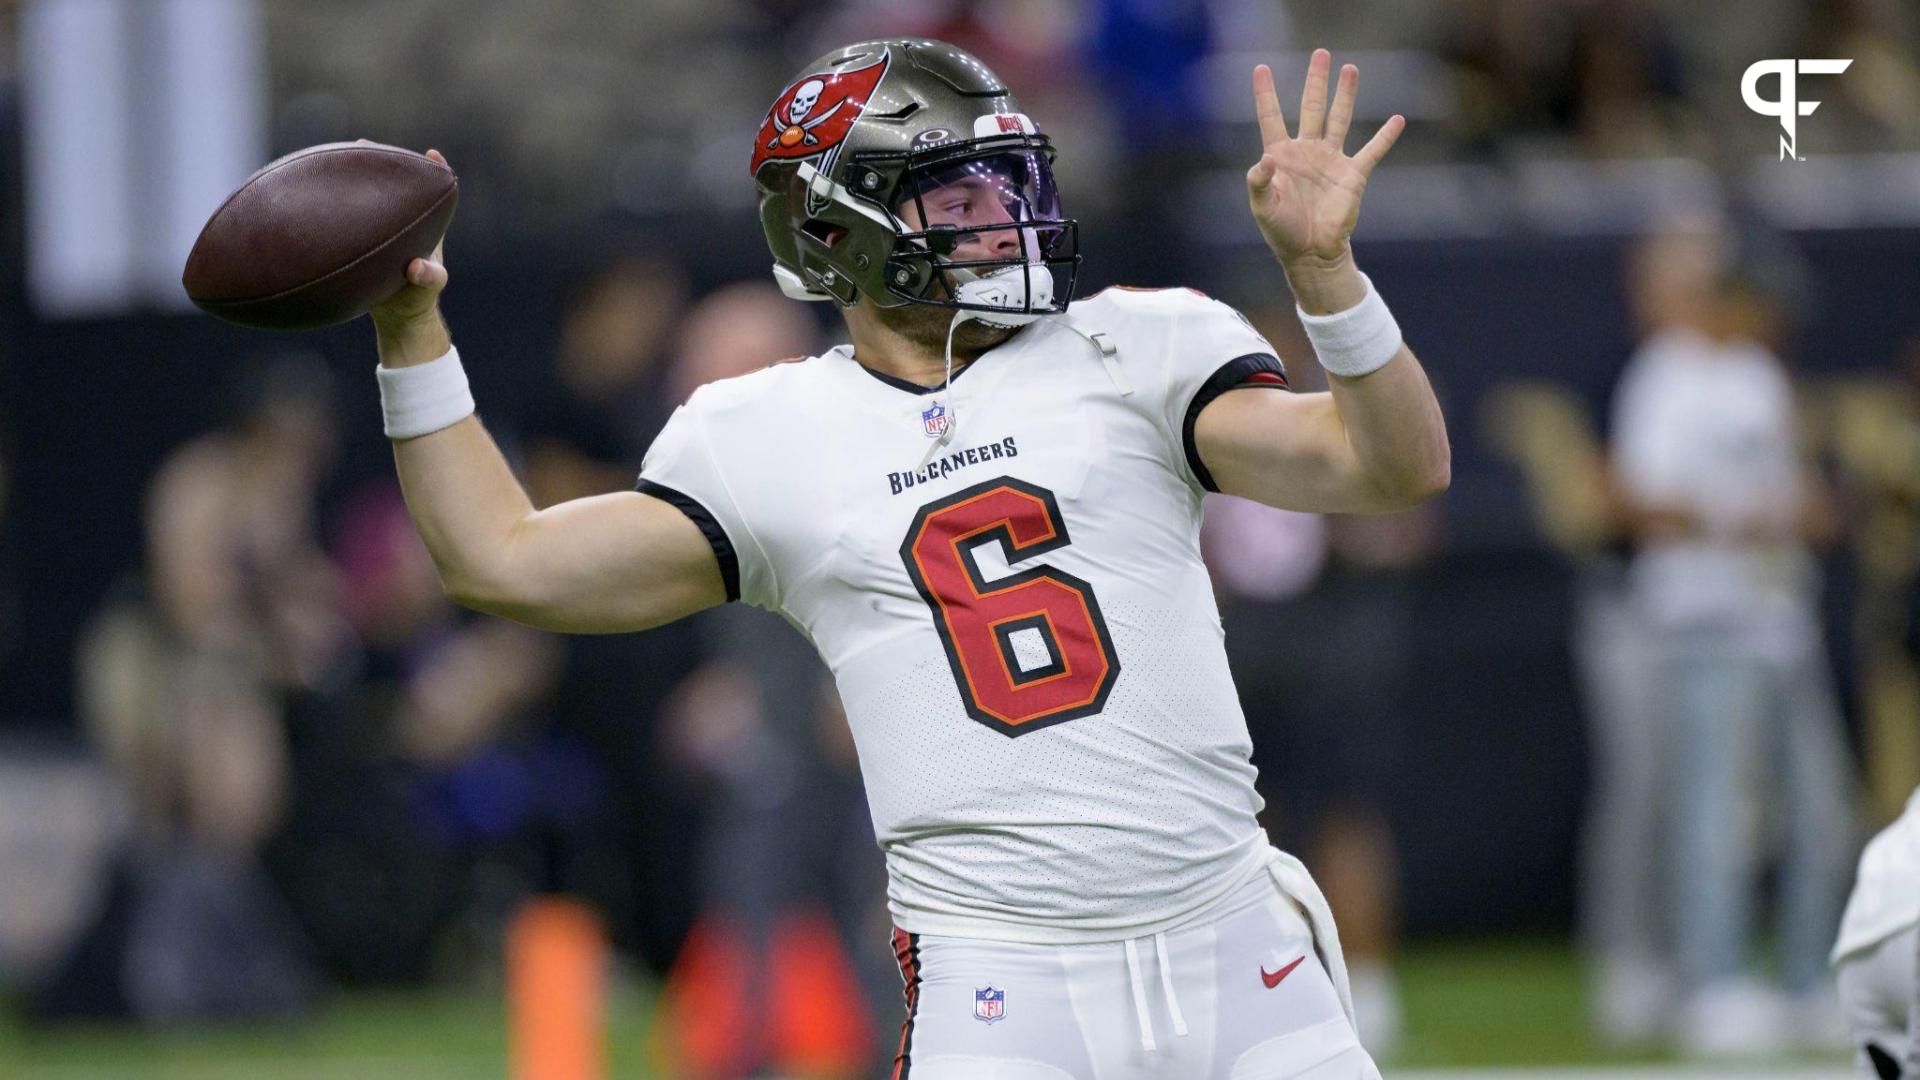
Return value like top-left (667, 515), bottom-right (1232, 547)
top-left (751, 38), bottom-right (1079, 323)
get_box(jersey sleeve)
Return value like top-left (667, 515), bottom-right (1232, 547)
top-left (1151, 292), bottom-right (1291, 494)
top-left (634, 392), bottom-right (776, 609)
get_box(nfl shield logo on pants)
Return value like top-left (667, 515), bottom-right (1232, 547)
top-left (922, 401), bottom-right (950, 438)
top-left (973, 984), bottom-right (1006, 1024)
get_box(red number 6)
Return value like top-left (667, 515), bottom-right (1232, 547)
top-left (900, 477), bottom-right (1120, 736)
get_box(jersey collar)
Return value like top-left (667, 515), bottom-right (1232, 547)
top-left (849, 352), bottom-right (975, 396)
top-left (837, 318), bottom-right (1047, 398)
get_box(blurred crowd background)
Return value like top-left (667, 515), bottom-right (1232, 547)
top-left (0, 0), bottom-right (1918, 1076)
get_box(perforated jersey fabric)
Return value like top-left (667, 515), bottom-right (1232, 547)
top-left (638, 287), bottom-right (1294, 945)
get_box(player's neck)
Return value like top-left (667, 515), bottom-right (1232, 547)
top-left (842, 304), bottom-right (991, 389)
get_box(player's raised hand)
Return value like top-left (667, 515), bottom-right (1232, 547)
top-left (1246, 51), bottom-right (1404, 269)
top-left (371, 148), bottom-right (452, 326)
top-left (370, 148), bottom-right (454, 367)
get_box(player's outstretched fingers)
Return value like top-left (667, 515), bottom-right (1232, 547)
top-left (1297, 48), bottom-right (1331, 141)
top-left (1252, 64), bottom-right (1289, 147)
top-left (1325, 64), bottom-right (1359, 149)
top-left (1353, 115), bottom-right (1407, 177)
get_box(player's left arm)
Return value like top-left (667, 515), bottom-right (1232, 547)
top-left (1194, 50), bottom-right (1450, 514)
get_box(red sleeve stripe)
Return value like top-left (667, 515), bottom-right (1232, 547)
top-left (890, 928), bottom-right (921, 1079)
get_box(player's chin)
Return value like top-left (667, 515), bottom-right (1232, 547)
top-left (877, 301), bottom-right (1021, 352)
top-left (953, 319), bottom-right (1019, 352)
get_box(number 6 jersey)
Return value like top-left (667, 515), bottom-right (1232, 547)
top-left (637, 287), bottom-right (1291, 945)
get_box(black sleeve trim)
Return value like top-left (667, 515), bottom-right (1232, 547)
top-left (1182, 352), bottom-right (1290, 493)
top-left (635, 480), bottom-right (740, 603)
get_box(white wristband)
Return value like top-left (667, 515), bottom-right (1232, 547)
top-left (1297, 273), bottom-right (1403, 378)
top-left (377, 346), bottom-right (475, 439)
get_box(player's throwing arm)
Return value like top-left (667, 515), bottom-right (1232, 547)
top-left (367, 151), bottom-right (729, 634)
top-left (1191, 51), bottom-right (1449, 514)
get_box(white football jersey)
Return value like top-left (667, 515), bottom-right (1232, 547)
top-left (638, 287), bottom-right (1291, 944)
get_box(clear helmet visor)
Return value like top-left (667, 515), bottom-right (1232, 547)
top-left (887, 148), bottom-right (1077, 320)
top-left (893, 150), bottom-right (1070, 269)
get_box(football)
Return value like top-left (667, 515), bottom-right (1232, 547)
top-left (181, 142), bottom-right (457, 330)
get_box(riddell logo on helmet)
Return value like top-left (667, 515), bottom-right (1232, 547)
top-left (750, 55), bottom-right (891, 177)
top-left (974, 113), bottom-right (1037, 138)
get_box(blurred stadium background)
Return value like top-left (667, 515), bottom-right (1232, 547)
top-left (0, 0), bottom-right (1917, 1076)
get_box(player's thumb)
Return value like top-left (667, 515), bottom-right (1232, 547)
top-left (406, 256), bottom-right (448, 291)
top-left (372, 254), bottom-right (448, 325)
top-left (1246, 154), bottom-right (1277, 193)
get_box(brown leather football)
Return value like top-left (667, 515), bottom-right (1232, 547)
top-left (182, 142), bottom-right (457, 330)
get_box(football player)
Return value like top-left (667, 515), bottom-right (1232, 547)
top-left (1834, 788), bottom-right (1920, 1079)
top-left (368, 39), bottom-right (1445, 1079)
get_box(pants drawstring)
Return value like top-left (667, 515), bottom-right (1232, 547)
top-left (1124, 937), bottom-right (1156, 1051)
top-left (1153, 931), bottom-right (1189, 1037)
top-left (1124, 932), bottom-right (1190, 1052)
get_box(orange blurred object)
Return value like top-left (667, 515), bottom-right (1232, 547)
top-left (654, 909), bottom-right (875, 1079)
top-left (509, 896), bottom-right (608, 1080)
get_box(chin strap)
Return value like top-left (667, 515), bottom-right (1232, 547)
top-left (910, 264), bottom-right (1061, 470)
top-left (917, 309), bottom-right (970, 469)
top-left (949, 264), bottom-right (1054, 328)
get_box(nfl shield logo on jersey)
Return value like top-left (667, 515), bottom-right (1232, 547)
top-left (973, 984), bottom-right (1006, 1024)
top-left (921, 401), bottom-right (950, 438)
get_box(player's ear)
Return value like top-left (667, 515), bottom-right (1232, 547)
top-left (799, 220), bottom-right (849, 248)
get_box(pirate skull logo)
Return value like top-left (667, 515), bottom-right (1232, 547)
top-left (787, 79), bottom-right (825, 124)
top-left (772, 81), bottom-right (847, 149)
top-left (750, 54), bottom-right (891, 177)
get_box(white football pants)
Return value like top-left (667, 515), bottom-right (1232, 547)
top-left (887, 852), bottom-right (1381, 1079)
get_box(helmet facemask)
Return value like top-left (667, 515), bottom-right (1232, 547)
top-left (879, 139), bottom-right (1079, 326)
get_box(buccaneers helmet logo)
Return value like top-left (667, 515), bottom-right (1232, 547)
top-left (750, 56), bottom-right (890, 177)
